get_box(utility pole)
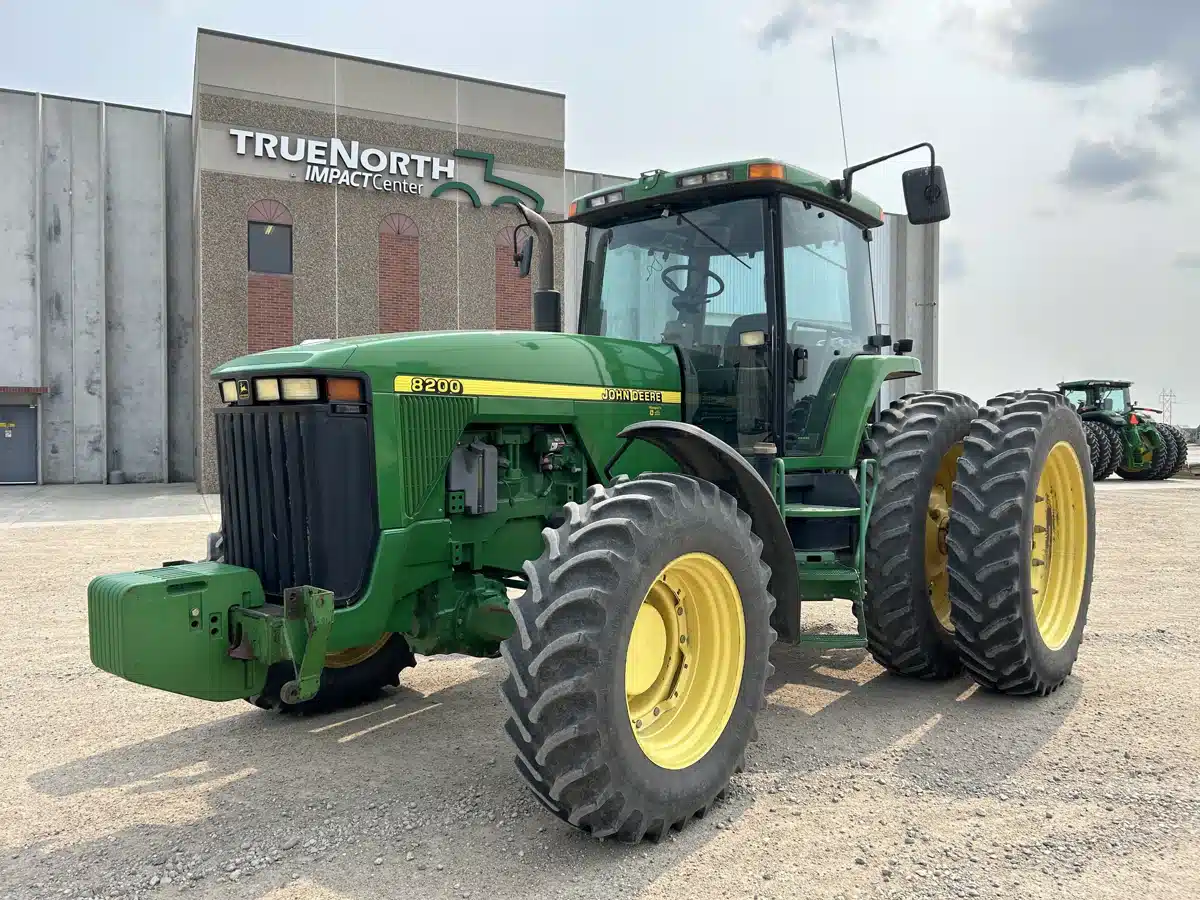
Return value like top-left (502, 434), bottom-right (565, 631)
top-left (1157, 388), bottom-right (1177, 424)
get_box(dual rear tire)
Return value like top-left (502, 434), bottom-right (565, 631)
top-left (863, 389), bottom-right (1095, 695)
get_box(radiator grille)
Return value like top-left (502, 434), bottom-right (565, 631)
top-left (215, 405), bottom-right (376, 604)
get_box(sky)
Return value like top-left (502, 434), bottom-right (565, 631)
top-left (2, 0), bottom-right (1197, 423)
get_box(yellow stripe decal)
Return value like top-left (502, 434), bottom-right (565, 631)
top-left (394, 374), bottom-right (681, 405)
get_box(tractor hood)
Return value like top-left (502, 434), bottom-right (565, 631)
top-left (212, 330), bottom-right (684, 398)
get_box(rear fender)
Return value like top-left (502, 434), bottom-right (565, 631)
top-left (608, 421), bottom-right (801, 643)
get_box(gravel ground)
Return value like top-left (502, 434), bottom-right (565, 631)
top-left (1, 480), bottom-right (1198, 900)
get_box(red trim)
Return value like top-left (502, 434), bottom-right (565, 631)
top-left (0, 386), bottom-right (46, 393)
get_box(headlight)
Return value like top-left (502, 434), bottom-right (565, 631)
top-left (255, 378), bottom-right (281, 401)
top-left (220, 381), bottom-right (238, 403)
top-left (280, 377), bottom-right (320, 401)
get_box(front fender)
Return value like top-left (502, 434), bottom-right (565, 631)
top-left (610, 420), bottom-right (801, 643)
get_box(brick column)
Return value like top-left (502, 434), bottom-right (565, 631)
top-left (379, 214), bottom-right (420, 332)
top-left (247, 274), bottom-right (295, 351)
top-left (495, 225), bottom-right (531, 330)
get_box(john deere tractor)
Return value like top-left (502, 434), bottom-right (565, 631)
top-left (88, 145), bottom-right (1097, 843)
top-left (1057, 379), bottom-right (1188, 481)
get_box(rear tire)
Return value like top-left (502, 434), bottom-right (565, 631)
top-left (862, 391), bottom-right (978, 679)
top-left (499, 473), bottom-right (776, 843)
top-left (1117, 426), bottom-right (1174, 480)
top-left (948, 390), bottom-right (1094, 695)
top-left (1095, 424), bottom-right (1122, 479)
top-left (1083, 421), bottom-right (1112, 482)
top-left (1161, 425), bottom-right (1189, 477)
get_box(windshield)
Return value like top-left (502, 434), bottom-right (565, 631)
top-left (578, 195), bottom-right (878, 456)
top-left (578, 198), bottom-right (770, 348)
top-left (1063, 386), bottom-right (1130, 413)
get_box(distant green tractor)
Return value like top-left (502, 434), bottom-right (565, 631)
top-left (1057, 380), bottom-right (1187, 481)
top-left (87, 145), bottom-right (1098, 843)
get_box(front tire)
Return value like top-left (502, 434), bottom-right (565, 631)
top-left (499, 473), bottom-right (776, 842)
top-left (248, 633), bottom-right (416, 714)
top-left (948, 390), bottom-right (1095, 695)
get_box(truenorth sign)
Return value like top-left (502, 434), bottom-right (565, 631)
top-left (229, 128), bottom-right (454, 195)
top-left (228, 128), bottom-right (547, 211)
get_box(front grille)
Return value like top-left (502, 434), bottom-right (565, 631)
top-left (214, 404), bottom-right (377, 605)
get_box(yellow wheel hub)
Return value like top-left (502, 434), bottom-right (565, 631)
top-left (324, 634), bottom-right (391, 669)
top-left (1030, 441), bottom-right (1088, 650)
top-left (624, 553), bottom-right (746, 771)
top-left (925, 443), bottom-right (961, 632)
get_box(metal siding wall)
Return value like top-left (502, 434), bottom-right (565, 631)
top-left (104, 106), bottom-right (168, 483)
top-left (166, 114), bottom-right (196, 482)
top-left (0, 89), bottom-right (195, 485)
top-left (0, 93), bottom-right (39, 390)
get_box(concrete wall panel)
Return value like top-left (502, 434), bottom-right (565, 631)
top-left (166, 113), bottom-right (196, 481)
top-left (38, 98), bottom-right (107, 482)
top-left (39, 97), bottom-right (77, 482)
top-left (0, 92), bottom-right (38, 389)
top-left (455, 80), bottom-right (565, 144)
top-left (196, 31), bottom-right (336, 104)
top-left (69, 101), bottom-right (108, 484)
top-left (332, 57), bottom-right (457, 126)
top-left (105, 106), bottom-right (167, 483)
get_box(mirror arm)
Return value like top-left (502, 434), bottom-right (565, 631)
top-left (832, 141), bottom-right (936, 202)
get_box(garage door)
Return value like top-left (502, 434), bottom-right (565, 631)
top-left (0, 405), bottom-right (37, 485)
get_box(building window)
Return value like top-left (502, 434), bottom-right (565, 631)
top-left (246, 199), bottom-right (294, 275)
top-left (246, 200), bottom-right (295, 352)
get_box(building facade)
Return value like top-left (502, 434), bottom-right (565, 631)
top-left (0, 29), bottom-right (940, 491)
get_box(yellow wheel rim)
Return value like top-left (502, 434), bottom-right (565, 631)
top-left (324, 634), bottom-right (391, 669)
top-left (624, 553), bottom-right (746, 770)
top-left (925, 443), bottom-right (961, 632)
top-left (1031, 442), bottom-right (1088, 650)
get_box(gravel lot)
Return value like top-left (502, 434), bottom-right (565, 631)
top-left (1, 479), bottom-right (1198, 900)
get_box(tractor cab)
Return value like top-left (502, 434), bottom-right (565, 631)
top-left (559, 155), bottom-right (948, 471)
top-left (1058, 379), bottom-right (1133, 416)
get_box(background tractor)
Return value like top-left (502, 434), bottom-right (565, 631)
top-left (1057, 379), bottom-right (1188, 481)
top-left (88, 146), bottom-right (1097, 844)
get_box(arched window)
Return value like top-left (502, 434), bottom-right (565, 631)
top-left (378, 214), bottom-right (420, 333)
top-left (495, 225), bottom-right (530, 330)
top-left (246, 200), bottom-right (294, 351)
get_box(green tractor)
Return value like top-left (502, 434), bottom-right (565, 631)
top-left (1057, 379), bottom-right (1188, 481)
top-left (88, 146), bottom-right (1097, 843)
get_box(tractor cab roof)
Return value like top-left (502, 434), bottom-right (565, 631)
top-left (1057, 379), bottom-right (1132, 390)
top-left (566, 158), bottom-right (886, 232)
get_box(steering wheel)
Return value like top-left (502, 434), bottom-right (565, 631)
top-left (661, 264), bottom-right (724, 304)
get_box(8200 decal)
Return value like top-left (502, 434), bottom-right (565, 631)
top-left (408, 376), bottom-right (465, 395)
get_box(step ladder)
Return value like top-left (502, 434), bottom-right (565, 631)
top-left (770, 457), bottom-right (878, 649)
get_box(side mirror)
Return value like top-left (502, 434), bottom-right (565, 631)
top-left (514, 233), bottom-right (534, 278)
top-left (902, 165), bottom-right (950, 225)
top-left (792, 346), bottom-right (808, 381)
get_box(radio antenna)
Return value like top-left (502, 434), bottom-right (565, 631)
top-left (831, 34), bottom-right (850, 169)
top-left (831, 34), bottom-right (884, 345)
